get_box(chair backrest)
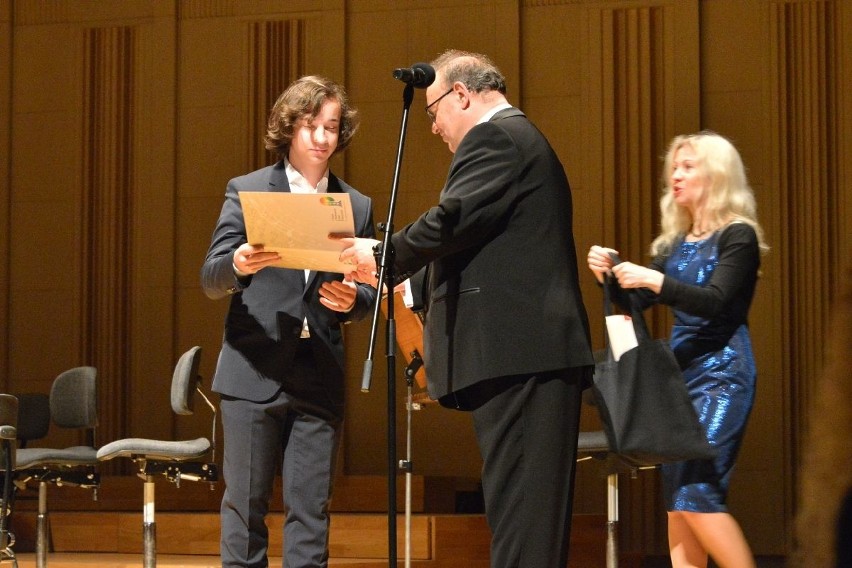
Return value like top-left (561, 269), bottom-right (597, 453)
top-left (0, 394), bottom-right (18, 470)
top-left (15, 393), bottom-right (50, 446)
top-left (0, 395), bottom-right (18, 441)
top-left (171, 346), bottom-right (202, 416)
top-left (50, 366), bottom-right (98, 430)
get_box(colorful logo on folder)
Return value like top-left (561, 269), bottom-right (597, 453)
top-left (319, 195), bottom-right (343, 207)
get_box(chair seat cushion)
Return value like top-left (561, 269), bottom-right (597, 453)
top-left (577, 430), bottom-right (610, 455)
top-left (16, 446), bottom-right (98, 469)
top-left (96, 437), bottom-right (211, 462)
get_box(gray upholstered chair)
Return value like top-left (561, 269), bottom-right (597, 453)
top-left (0, 394), bottom-right (19, 568)
top-left (13, 394), bottom-right (50, 448)
top-left (13, 367), bottom-right (100, 568)
top-left (96, 346), bottom-right (218, 568)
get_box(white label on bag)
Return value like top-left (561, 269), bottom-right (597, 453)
top-left (605, 315), bottom-right (638, 362)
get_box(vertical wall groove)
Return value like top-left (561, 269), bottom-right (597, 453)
top-left (247, 19), bottom-right (305, 171)
top-left (771, 0), bottom-right (839, 509)
top-left (81, 26), bottom-right (135, 455)
top-left (608, 7), bottom-right (667, 292)
top-left (602, 4), bottom-right (670, 554)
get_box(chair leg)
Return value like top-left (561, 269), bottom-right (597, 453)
top-left (143, 475), bottom-right (156, 568)
top-left (605, 472), bottom-right (619, 568)
top-left (36, 480), bottom-right (48, 568)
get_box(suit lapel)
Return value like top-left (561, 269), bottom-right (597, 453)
top-left (268, 161), bottom-right (291, 192)
top-left (266, 162), bottom-right (314, 294)
top-left (304, 173), bottom-right (347, 289)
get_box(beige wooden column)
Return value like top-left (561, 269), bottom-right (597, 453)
top-left (768, 0), bottom-right (849, 545)
top-left (0, 0), bottom-right (11, 392)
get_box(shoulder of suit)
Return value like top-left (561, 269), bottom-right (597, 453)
top-left (230, 163), bottom-right (280, 187)
top-left (491, 106), bottom-right (525, 120)
top-left (329, 173), bottom-right (371, 204)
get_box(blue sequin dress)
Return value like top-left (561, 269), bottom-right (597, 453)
top-left (657, 227), bottom-right (758, 513)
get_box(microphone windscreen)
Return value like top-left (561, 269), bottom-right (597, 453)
top-left (411, 62), bottom-right (436, 88)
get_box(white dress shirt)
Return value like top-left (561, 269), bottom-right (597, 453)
top-left (285, 159), bottom-right (330, 338)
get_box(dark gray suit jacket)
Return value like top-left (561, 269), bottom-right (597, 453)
top-left (201, 162), bottom-right (377, 403)
top-left (391, 108), bottom-right (594, 408)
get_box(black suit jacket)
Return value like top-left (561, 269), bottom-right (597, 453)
top-left (201, 162), bottom-right (377, 402)
top-left (391, 108), bottom-right (594, 408)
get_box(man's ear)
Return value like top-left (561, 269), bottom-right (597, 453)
top-left (456, 83), bottom-right (472, 110)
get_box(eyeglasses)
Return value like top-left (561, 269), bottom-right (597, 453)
top-left (425, 88), bottom-right (454, 123)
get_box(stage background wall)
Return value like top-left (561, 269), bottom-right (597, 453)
top-left (2, 0), bottom-right (850, 557)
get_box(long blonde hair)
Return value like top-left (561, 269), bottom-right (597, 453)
top-left (650, 131), bottom-right (769, 257)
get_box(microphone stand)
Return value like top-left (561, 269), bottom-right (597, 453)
top-left (360, 81), bottom-right (416, 568)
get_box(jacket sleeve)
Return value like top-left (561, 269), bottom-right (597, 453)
top-left (200, 177), bottom-right (251, 300)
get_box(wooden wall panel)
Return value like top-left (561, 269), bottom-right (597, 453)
top-left (7, 3), bottom-right (180, 458)
top-left (8, 4), bottom-right (90, 445)
top-left (80, 24), bottom-right (136, 458)
top-left (770, 0), bottom-right (838, 449)
top-left (128, 8), bottom-right (179, 443)
top-left (0, 0), bottom-right (11, 394)
top-left (246, 19), bottom-right (306, 171)
top-left (767, 0), bottom-right (846, 550)
top-left (3, 0), bottom-right (850, 560)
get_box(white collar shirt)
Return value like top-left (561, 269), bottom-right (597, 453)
top-left (477, 102), bottom-right (513, 125)
top-left (284, 159), bottom-right (330, 338)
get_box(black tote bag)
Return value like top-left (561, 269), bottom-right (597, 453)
top-left (591, 277), bottom-right (716, 468)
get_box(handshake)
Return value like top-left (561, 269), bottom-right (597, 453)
top-left (335, 236), bottom-right (383, 287)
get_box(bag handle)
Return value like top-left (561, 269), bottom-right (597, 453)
top-left (626, 288), bottom-right (652, 341)
top-left (603, 273), bottom-right (615, 317)
top-left (603, 272), bottom-right (652, 343)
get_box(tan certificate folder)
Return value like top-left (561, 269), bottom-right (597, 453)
top-left (239, 191), bottom-right (356, 274)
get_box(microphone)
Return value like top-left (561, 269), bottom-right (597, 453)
top-left (392, 63), bottom-right (435, 88)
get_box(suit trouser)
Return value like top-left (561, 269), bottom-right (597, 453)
top-left (471, 368), bottom-right (586, 568)
top-left (219, 342), bottom-right (343, 568)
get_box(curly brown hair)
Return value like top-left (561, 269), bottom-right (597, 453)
top-left (264, 75), bottom-right (359, 160)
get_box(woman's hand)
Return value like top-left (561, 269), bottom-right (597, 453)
top-left (611, 262), bottom-right (664, 294)
top-left (587, 245), bottom-right (619, 283)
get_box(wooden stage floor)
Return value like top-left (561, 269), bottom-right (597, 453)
top-left (6, 553), bottom-right (431, 567)
top-left (8, 553), bottom-right (226, 567)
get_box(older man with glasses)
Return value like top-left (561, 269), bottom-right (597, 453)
top-left (340, 49), bottom-right (593, 568)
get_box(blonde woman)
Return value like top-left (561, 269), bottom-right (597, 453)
top-left (588, 132), bottom-right (768, 568)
